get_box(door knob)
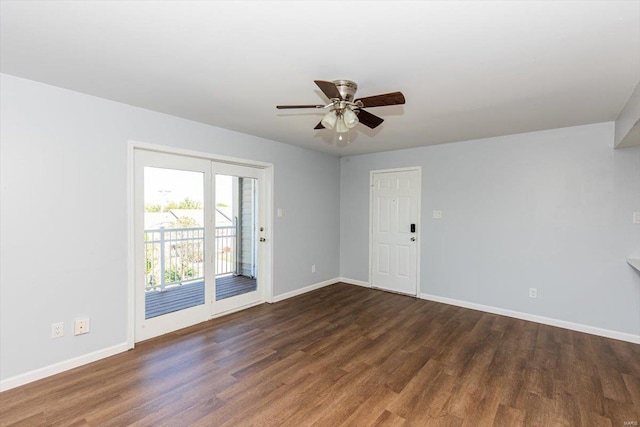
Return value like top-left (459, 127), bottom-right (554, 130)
top-left (410, 237), bottom-right (416, 242)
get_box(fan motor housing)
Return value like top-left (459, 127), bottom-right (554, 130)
top-left (333, 80), bottom-right (358, 102)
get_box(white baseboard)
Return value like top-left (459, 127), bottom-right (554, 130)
top-left (271, 278), bottom-right (337, 303)
top-left (336, 277), bottom-right (371, 288)
top-left (0, 342), bottom-right (130, 392)
top-left (419, 293), bottom-right (640, 344)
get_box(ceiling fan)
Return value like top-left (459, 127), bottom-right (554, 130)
top-left (276, 80), bottom-right (405, 137)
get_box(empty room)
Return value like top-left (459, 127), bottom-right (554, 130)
top-left (1, 1), bottom-right (639, 426)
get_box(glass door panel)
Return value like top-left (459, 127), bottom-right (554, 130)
top-left (212, 163), bottom-right (263, 315)
top-left (143, 167), bottom-right (205, 318)
top-left (134, 150), bottom-right (213, 342)
top-left (215, 175), bottom-right (258, 301)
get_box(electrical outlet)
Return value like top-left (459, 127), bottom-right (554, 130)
top-left (311, 264), bottom-right (316, 273)
top-left (529, 288), bottom-right (537, 299)
top-left (633, 212), bottom-right (640, 224)
top-left (51, 322), bottom-right (64, 338)
top-left (433, 210), bottom-right (442, 219)
top-left (74, 318), bottom-right (90, 335)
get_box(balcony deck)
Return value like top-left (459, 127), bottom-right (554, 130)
top-left (145, 274), bottom-right (257, 319)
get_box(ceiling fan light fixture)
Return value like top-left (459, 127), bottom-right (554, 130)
top-left (336, 115), bottom-right (349, 134)
top-left (321, 111), bottom-right (337, 129)
top-left (343, 107), bottom-right (359, 129)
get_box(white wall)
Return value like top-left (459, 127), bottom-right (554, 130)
top-left (0, 74), bottom-right (340, 382)
top-left (340, 123), bottom-right (640, 338)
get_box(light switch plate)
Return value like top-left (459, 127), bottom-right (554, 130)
top-left (433, 210), bottom-right (442, 219)
top-left (633, 212), bottom-right (640, 224)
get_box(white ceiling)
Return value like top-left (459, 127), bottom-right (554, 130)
top-left (1, 1), bottom-right (639, 157)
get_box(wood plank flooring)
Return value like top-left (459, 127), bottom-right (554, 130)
top-left (215, 275), bottom-right (257, 301)
top-left (145, 281), bottom-right (205, 319)
top-left (145, 275), bottom-right (257, 318)
top-left (1, 283), bottom-right (639, 426)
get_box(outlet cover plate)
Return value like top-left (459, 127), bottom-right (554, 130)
top-left (74, 318), bottom-right (90, 335)
top-left (51, 322), bottom-right (64, 338)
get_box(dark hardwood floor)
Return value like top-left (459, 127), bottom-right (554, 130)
top-left (1, 283), bottom-right (639, 426)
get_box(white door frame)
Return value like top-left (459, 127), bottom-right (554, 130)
top-left (369, 166), bottom-right (421, 297)
top-left (127, 140), bottom-right (274, 348)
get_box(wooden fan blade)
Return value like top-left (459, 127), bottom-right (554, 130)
top-left (356, 109), bottom-right (384, 129)
top-left (314, 80), bottom-right (342, 100)
top-left (355, 92), bottom-right (405, 108)
top-left (314, 122), bottom-right (325, 130)
top-left (276, 105), bottom-right (325, 109)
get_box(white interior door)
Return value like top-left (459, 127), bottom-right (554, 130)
top-left (134, 149), bottom-right (214, 342)
top-left (370, 168), bottom-right (420, 295)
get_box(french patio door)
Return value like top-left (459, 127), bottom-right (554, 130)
top-left (134, 149), bottom-right (266, 342)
